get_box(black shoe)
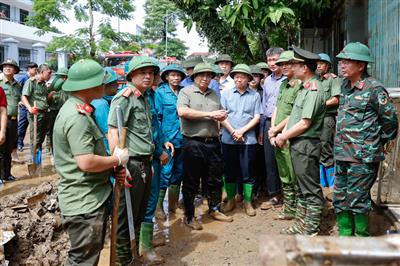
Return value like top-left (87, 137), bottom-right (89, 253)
top-left (4, 175), bottom-right (16, 181)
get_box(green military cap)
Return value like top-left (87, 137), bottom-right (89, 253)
top-left (126, 55), bottom-right (160, 79)
top-left (51, 76), bottom-right (65, 91)
top-left (249, 65), bottom-right (263, 76)
top-left (229, 64), bottom-right (254, 81)
top-left (56, 67), bottom-right (68, 76)
top-left (318, 53), bottom-right (332, 64)
top-left (160, 64), bottom-right (186, 82)
top-left (276, 50), bottom-right (295, 65)
top-left (336, 42), bottom-right (374, 63)
top-left (104, 67), bottom-right (118, 84)
top-left (190, 62), bottom-right (216, 79)
top-left (0, 59), bottom-right (20, 74)
top-left (215, 54), bottom-right (234, 65)
top-left (212, 64), bottom-right (224, 75)
top-left (62, 59), bottom-right (105, 92)
top-left (183, 56), bottom-right (203, 69)
top-left (292, 45), bottom-right (320, 62)
top-left (256, 62), bottom-right (270, 70)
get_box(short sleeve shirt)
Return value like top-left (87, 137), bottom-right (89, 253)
top-left (0, 87), bottom-right (7, 107)
top-left (287, 77), bottom-right (326, 138)
top-left (108, 83), bottom-right (154, 157)
top-left (0, 76), bottom-right (21, 116)
top-left (177, 84), bottom-right (221, 138)
top-left (220, 87), bottom-right (261, 144)
top-left (274, 79), bottom-right (301, 126)
top-left (22, 78), bottom-right (49, 110)
top-left (54, 96), bottom-right (112, 216)
top-left (320, 73), bottom-right (342, 114)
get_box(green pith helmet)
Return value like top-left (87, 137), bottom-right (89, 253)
top-left (104, 67), bottom-right (117, 84)
top-left (62, 59), bottom-right (105, 92)
top-left (292, 45), bottom-right (320, 62)
top-left (215, 54), bottom-right (234, 65)
top-left (56, 67), bottom-right (68, 76)
top-left (160, 64), bottom-right (186, 82)
top-left (229, 64), bottom-right (254, 81)
top-left (126, 55), bottom-right (160, 79)
top-left (276, 50), bottom-right (295, 65)
top-left (0, 59), bottom-right (20, 74)
top-left (336, 42), bottom-right (374, 63)
top-left (183, 56), bottom-right (203, 69)
top-left (50, 76), bottom-right (65, 90)
top-left (318, 53), bottom-right (332, 64)
top-left (256, 62), bottom-right (270, 70)
top-left (249, 65), bottom-right (263, 76)
top-left (190, 62), bottom-right (216, 79)
top-left (212, 64), bottom-right (224, 75)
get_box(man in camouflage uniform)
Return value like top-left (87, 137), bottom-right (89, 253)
top-left (0, 59), bottom-right (21, 181)
top-left (274, 46), bottom-right (326, 236)
top-left (334, 42), bottom-right (398, 236)
top-left (269, 51), bottom-right (301, 220)
top-left (316, 53), bottom-right (342, 187)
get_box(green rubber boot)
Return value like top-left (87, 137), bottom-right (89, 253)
top-left (354, 213), bottom-right (369, 237)
top-left (168, 185), bottom-right (180, 213)
top-left (221, 183), bottom-right (236, 213)
top-left (139, 222), bottom-right (165, 265)
top-left (243, 184), bottom-right (256, 216)
top-left (303, 204), bottom-right (323, 236)
top-left (337, 211), bottom-right (354, 236)
top-left (155, 189), bottom-right (166, 220)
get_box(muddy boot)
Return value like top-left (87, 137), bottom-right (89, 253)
top-left (281, 197), bottom-right (307, 235)
top-left (184, 216), bottom-right (203, 230)
top-left (209, 210), bottom-right (233, 222)
top-left (116, 238), bottom-right (134, 266)
top-left (337, 211), bottom-right (354, 236)
top-left (168, 185), bottom-right (180, 213)
top-left (354, 213), bottom-right (369, 237)
top-left (275, 183), bottom-right (296, 220)
top-left (303, 204), bottom-right (323, 236)
top-left (155, 189), bottom-right (166, 220)
top-left (221, 182), bottom-right (236, 213)
top-left (139, 222), bottom-right (165, 265)
top-left (243, 184), bottom-right (256, 216)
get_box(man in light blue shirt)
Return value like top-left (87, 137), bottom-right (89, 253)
top-left (259, 47), bottom-right (286, 210)
top-left (220, 64), bottom-right (261, 217)
top-left (215, 54), bottom-right (235, 92)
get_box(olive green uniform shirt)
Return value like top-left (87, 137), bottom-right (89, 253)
top-left (0, 76), bottom-right (21, 116)
top-left (319, 73), bottom-right (342, 114)
top-left (108, 83), bottom-right (154, 156)
top-left (287, 77), bottom-right (326, 138)
top-left (49, 77), bottom-right (67, 110)
top-left (274, 79), bottom-right (301, 126)
top-left (22, 78), bottom-right (49, 110)
top-left (54, 96), bottom-right (112, 216)
top-left (177, 84), bottom-right (221, 138)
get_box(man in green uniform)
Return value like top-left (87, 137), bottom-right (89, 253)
top-left (108, 56), bottom-right (159, 265)
top-left (274, 46), bottom-right (326, 236)
top-left (46, 67), bottom-right (68, 154)
top-left (269, 51), bottom-right (301, 220)
top-left (21, 64), bottom-right (52, 157)
top-left (316, 53), bottom-right (342, 187)
top-left (334, 42), bottom-right (398, 236)
top-left (54, 59), bottom-right (129, 265)
top-left (0, 59), bottom-right (21, 181)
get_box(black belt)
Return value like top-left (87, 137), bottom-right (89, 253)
top-left (130, 155), bottom-right (152, 162)
top-left (184, 136), bottom-right (219, 144)
top-left (8, 115), bottom-right (17, 120)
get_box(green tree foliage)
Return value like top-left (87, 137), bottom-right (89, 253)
top-left (142, 0), bottom-right (188, 59)
top-left (172, 0), bottom-right (332, 63)
top-left (28, 0), bottom-right (136, 59)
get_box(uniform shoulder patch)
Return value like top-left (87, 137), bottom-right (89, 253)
top-left (378, 91), bottom-right (388, 105)
top-left (122, 87), bottom-right (133, 97)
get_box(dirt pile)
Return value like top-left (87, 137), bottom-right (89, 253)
top-left (0, 180), bottom-right (68, 266)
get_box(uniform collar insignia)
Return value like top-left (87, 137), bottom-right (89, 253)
top-left (303, 80), bottom-right (318, 91)
top-left (289, 80), bottom-right (296, 87)
top-left (323, 73), bottom-right (337, 79)
top-left (134, 89), bottom-right (142, 97)
top-left (76, 103), bottom-right (93, 115)
top-left (355, 80), bottom-right (365, 90)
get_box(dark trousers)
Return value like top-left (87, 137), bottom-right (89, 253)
top-left (320, 115), bottom-right (336, 167)
top-left (47, 110), bottom-right (59, 153)
top-left (222, 143), bottom-right (256, 185)
top-left (263, 118), bottom-right (281, 197)
top-left (0, 119), bottom-right (17, 178)
top-left (28, 112), bottom-right (48, 153)
top-left (254, 143), bottom-right (266, 195)
top-left (182, 137), bottom-right (223, 220)
top-left (62, 201), bottom-right (109, 266)
top-left (290, 137), bottom-right (324, 207)
top-left (17, 105), bottom-right (28, 149)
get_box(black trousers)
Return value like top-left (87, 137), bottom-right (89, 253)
top-left (182, 137), bottom-right (223, 220)
top-left (263, 118), bottom-right (281, 198)
top-left (222, 143), bottom-right (257, 185)
top-left (47, 109), bottom-right (59, 153)
top-left (0, 119), bottom-right (17, 178)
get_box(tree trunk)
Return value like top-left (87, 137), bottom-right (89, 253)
top-left (88, 0), bottom-right (96, 58)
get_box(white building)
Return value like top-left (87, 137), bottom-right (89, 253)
top-left (0, 0), bottom-right (61, 69)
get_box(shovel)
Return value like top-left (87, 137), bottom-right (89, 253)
top-left (27, 101), bottom-right (41, 177)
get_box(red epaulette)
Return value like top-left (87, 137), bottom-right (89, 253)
top-left (122, 87), bottom-right (133, 97)
top-left (76, 103), bottom-right (93, 115)
top-left (304, 81), bottom-right (318, 91)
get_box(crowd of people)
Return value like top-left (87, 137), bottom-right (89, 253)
top-left (0, 41), bottom-right (398, 266)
